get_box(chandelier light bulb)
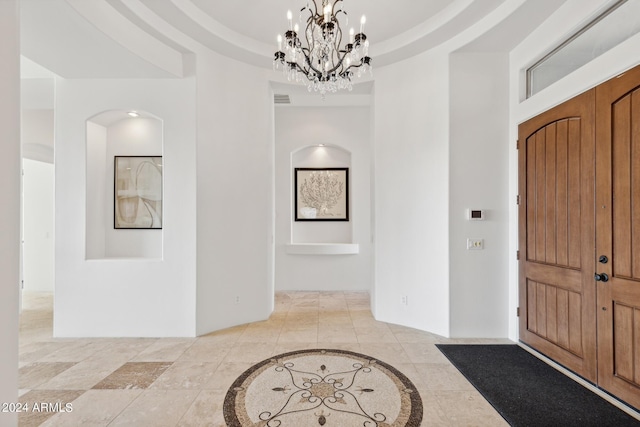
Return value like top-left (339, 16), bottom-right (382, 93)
top-left (360, 15), bottom-right (366, 33)
top-left (277, 34), bottom-right (282, 51)
top-left (350, 27), bottom-right (355, 43)
top-left (287, 10), bottom-right (293, 30)
top-left (324, 4), bottom-right (332, 23)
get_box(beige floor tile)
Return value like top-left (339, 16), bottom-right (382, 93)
top-left (39, 389), bottom-right (142, 427)
top-left (317, 326), bottom-right (358, 343)
top-left (177, 341), bottom-right (231, 363)
top-left (133, 339), bottom-right (195, 362)
top-left (358, 343), bottom-right (412, 364)
top-left (393, 329), bottom-right (443, 344)
top-left (197, 325), bottom-right (247, 344)
top-left (37, 341), bottom-right (112, 363)
top-left (390, 363), bottom-right (428, 390)
top-left (35, 359), bottom-right (124, 390)
top-left (177, 389), bottom-right (227, 427)
top-left (92, 362), bottom-right (172, 390)
top-left (223, 342), bottom-right (277, 364)
top-left (278, 329), bottom-right (319, 343)
top-left (19, 362), bottom-right (77, 389)
top-left (19, 342), bottom-right (70, 364)
top-left (81, 339), bottom-right (156, 363)
top-left (18, 389), bottom-right (85, 427)
top-left (272, 342), bottom-right (320, 355)
top-left (314, 342), bottom-right (362, 353)
top-left (434, 390), bottom-right (509, 426)
top-left (318, 313), bottom-right (353, 325)
top-left (108, 389), bottom-right (199, 427)
top-left (150, 361), bottom-right (221, 390)
top-left (356, 330), bottom-right (399, 343)
top-left (414, 363), bottom-right (476, 391)
top-left (236, 329), bottom-right (281, 343)
top-left (401, 342), bottom-right (451, 364)
top-left (418, 390), bottom-right (453, 426)
top-left (203, 362), bottom-right (253, 391)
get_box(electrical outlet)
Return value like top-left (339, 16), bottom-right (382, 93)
top-left (235, 296), bottom-right (240, 304)
top-left (467, 238), bottom-right (484, 250)
top-left (401, 295), bottom-right (408, 306)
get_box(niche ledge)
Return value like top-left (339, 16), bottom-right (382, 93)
top-left (286, 243), bottom-right (359, 255)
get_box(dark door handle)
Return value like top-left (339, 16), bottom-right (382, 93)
top-left (599, 255), bottom-right (608, 264)
top-left (594, 272), bottom-right (609, 282)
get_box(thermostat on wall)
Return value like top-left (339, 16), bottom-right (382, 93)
top-left (467, 209), bottom-right (484, 221)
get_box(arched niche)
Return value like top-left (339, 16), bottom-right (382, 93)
top-left (290, 144), bottom-right (354, 248)
top-left (85, 110), bottom-right (163, 259)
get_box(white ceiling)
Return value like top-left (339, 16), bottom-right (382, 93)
top-left (19, 0), bottom-right (526, 78)
top-left (18, 0), bottom-right (569, 102)
top-left (189, 0), bottom-right (453, 46)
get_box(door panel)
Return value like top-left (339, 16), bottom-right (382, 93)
top-left (596, 65), bottom-right (640, 408)
top-left (519, 90), bottom-right (597, 382)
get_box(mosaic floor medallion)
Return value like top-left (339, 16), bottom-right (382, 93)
top-left (224, 349), bottom-right (423, 427)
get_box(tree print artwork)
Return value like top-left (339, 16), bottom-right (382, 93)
top-left (295, 168), bottom-right (349, 221)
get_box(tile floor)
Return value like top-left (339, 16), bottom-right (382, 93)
top-left (18, 291), bottom-right (512, 426)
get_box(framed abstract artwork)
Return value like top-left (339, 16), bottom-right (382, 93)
top-left (114, 156), bottom-right (163, 229)
top-left (294, 167), bottom-right (349, 221)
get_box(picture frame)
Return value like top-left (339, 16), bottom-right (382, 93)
top-left (114, 156), bottom-right (163, 229)
top-left (294, 167), bottom-right (349, 221)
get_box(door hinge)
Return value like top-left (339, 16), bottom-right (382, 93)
top-left (517, 307), bottom-right (520, 317)
top-left (516, 140), bottom-right (520, 150)
top-left (516, 195), bottom-right (521, 205)
top-left (516, 250), bottom-right (520, 260)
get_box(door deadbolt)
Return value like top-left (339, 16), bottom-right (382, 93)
top-left (599, 255), bottom-right (608, 264)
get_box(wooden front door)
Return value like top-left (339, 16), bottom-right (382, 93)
top-left (595, 65), bottom-right (640, 409)
top-left (518, 90), bottom-right (597, 382)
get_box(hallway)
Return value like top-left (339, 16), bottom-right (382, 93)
top-left (18, 291), bottom-right (508, 426)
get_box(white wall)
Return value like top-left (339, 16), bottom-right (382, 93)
top-left (85, 121), bottom-right (107, 259)
top-left (21, 108), bottom-right (55, 293)
top-left (371, 0), bottom-right (580, 339)
top-left (22, 159), bottom-right (54, 292)
top-left (449, 52), bottom-right (510, 337)
top-left (508, 0), bottom-right (640, 340)
top-left (195, 52), bottom-right (274, 335)
top-left (55, 78), bottom-right (197, 337)
top-left (21, 108), bottom-right (53, 163)
top-left (373, 50), bottom-right (451, 337)
top-left (275, 107), bottom-right (372, 292)
top-left (0, 1), bottom-right (20, 424)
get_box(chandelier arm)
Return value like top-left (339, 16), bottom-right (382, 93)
top-left (334, 9), bottom-right (347, 20)
top-left (304, 14), bottom-right (320, 72)
top-left (333, 23), bottom-right (343, 60)
top-left (340, 59), bottom-right (367, 75)
top-left (289, 61), bottom-right (319, 82)
top-left (326, 54), bottom-right (355, 76)
top-left (309, 0), bottom-right (319, 17)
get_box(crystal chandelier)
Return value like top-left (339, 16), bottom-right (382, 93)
top-left (274, 0), bottom-right (372, 96)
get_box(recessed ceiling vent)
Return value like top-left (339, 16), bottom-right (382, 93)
top-left (274, 94), bottom-right (291, 104)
